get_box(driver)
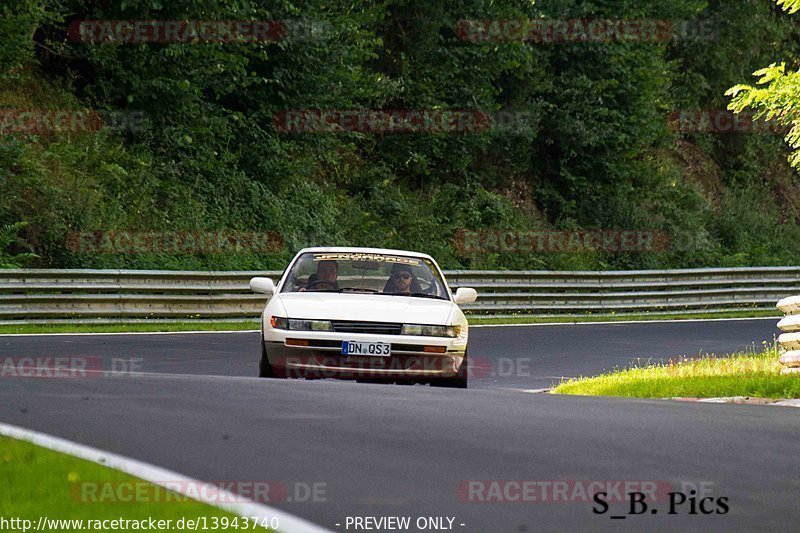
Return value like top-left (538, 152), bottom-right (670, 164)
top-left (305, 260), bottom-right (340, 290)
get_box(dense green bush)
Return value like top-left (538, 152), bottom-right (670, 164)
top-left (1, 0), bottom-right (798, 270)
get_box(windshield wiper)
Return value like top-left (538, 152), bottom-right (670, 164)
top-left (378, 291), bottom-right (448, 300)
top-left (339, 287), bottom-right (379, 293)
top-left (306, 287), bottom-right (379, 293)
top-left (408, 292), bottom-right (448, 300)
top-left (305, 288), bottom-right (342, 292)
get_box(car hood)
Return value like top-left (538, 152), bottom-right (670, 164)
top-left (275, 292), bottom-right (455, 324)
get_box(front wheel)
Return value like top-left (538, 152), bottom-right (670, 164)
top-left (258, 339), bottom-right (276, 378)
top-left (431, 352), bottom-right (468, 389)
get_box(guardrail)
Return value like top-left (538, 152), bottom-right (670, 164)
top-left (1, 267), bottom-right (798, 323)
top-left (777, 296), bottom-right (800, 373)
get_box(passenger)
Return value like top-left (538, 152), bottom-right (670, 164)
top-left (383, 264), bottom-right (422, 294)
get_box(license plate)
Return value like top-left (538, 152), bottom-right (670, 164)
top-left (342, 341), bottom-right (391, 357)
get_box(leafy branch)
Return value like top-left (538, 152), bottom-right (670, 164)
top-left (0, 221), bottom-right (38, 268)
top-left (726, 0), bottom-right (800, 169)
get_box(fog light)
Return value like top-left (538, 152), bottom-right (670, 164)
top-left (423, 346), bottom-right (447, 354)
top-left (286, 339), bottom-right (309, 347)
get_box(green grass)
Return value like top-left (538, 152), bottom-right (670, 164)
top-left (0, 436), bottom-right (271, 532)
top-left (0, 309), bottom-right (780, 335)
top-left (468, 309), bottom-right (780, 326)
top-left (552, 344), bottom-right (800, 399)
top-left (0, 321), bottom-right (260, 335)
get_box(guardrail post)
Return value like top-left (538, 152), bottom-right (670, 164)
top-left (777, 296), bottom-right (800, 374)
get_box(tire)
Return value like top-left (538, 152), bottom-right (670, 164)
top-left (258, 338), bottom-right (276, 378)
top-left (431, 352), bottom-right (468, 389)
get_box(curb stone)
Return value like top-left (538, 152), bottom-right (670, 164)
top-left (670, 396), bottom-right (800, 407)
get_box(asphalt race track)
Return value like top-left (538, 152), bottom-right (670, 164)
top-left (2, 318), bottom-right (797, 532)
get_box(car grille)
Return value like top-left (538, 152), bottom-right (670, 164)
top-left (331, 320), bottom-right (403, 335)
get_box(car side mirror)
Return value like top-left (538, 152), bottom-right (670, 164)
top-left (453, 287), bottom-right (477, 305)
top-left (250, 277), bottom-right (276, 295)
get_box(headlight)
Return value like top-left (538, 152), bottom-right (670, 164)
top-left (289, 319), bottom-right (333, 332)
top-left (270, 317), bottom-right (333, 332)
top-left (401, 324), bottom-right (460, 338)
top-left (269, 316), bottom-right (333, 331)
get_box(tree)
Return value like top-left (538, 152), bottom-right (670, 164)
top-left (726, 0), bottom-right (800, 169)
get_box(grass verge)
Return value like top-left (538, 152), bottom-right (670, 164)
top-left (0, 436), bottom-right (271, 531)
top-left (552, 344), bottom-right (800, 399)
top-left (0, 310), bottom-right (780, 335)
top-left (0, 321), bottom-right (261, 335)
top-left (469, 309), bottom-right (780, 326)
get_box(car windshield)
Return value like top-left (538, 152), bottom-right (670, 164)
top-left (280, 252), bottom-right (450, 300)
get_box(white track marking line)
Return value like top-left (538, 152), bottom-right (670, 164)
top-left (0, 422), bottom-right (330, 533)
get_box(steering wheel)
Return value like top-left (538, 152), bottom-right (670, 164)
top-left (306, 279), bottom-right (337, 290)
top-left (417, 278), bottom-right (436, 295)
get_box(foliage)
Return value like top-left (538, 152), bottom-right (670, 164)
top-left (728, 63), bottom-right (800, 169)
top-left (0, 221), bottom-right (37, 268)
top-left (0, 0), bottom-right (66, 81)
top-left (1, 0), bottom-right (798, 270)
top-left (727, 0), bottom-right (800, 170)
top-left (777, 0), bottom-right (800, 14)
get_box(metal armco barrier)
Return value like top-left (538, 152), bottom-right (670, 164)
top-left (777, 295), bottom-right (800, 373)
top-left (1, 267), bottom-right (799, 323)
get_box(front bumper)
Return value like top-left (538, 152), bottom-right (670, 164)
top-left (263, 330), bottom-right (467, 380)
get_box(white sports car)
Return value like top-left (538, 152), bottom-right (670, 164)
top-left (250, 247), bottom-right (477, 388)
